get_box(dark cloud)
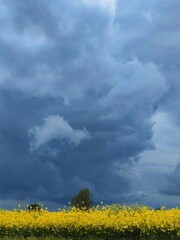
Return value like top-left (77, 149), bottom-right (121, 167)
top-left (160, 161), bottom-right (180, 196)
top-left (0, 88), bottom-right (157, 204)
top-left (0, 0), bottom-right (178, 208)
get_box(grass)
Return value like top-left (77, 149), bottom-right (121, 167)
top-left (0, 238), bottom-right (104, 240)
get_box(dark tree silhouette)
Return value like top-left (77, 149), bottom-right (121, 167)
top-left (28, 203), bottom-right (42, 212)
top-left (71, 188), bottom-right (93, 210)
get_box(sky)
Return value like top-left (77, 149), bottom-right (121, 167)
top-left (0, 0), bottom-right (180, 209)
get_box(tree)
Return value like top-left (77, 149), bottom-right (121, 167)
top-left (28, 203), bottom-right (42, 212)
top-left (71, 188), bottom-right (93, 210)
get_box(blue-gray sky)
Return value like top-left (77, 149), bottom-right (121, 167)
top-left (0, 0), bottom-right (180, 209)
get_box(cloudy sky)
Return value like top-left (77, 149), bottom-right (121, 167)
top-left (0, 0), bottom-right (180, 209)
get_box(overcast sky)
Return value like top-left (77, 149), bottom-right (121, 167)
top-left (0, 0), bottom-right (180, 209)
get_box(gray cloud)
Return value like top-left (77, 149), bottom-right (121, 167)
top-left (0, 0), bottom-right (179, 208)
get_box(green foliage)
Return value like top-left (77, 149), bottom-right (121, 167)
top-left (71, 188), bottom-right (93, 210)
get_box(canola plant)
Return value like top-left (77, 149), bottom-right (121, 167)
top-left (0, 204), bottom-right (180, 239)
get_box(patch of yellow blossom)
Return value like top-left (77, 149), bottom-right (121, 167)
top-left (0, 204), bottom-right (180, 239)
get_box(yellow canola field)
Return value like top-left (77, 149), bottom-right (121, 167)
top-left (0, 205), bottom-right (180, 239)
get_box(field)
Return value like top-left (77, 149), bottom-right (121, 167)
top-left (0, 237), bottom-right (173, 240)
top-left (0, 205), bottom-right (180, 240)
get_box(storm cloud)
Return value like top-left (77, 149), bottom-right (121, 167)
top-left (161, 161), bottom-right (180, 197)
top-left (0, 0), bottom-right (179, 208)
